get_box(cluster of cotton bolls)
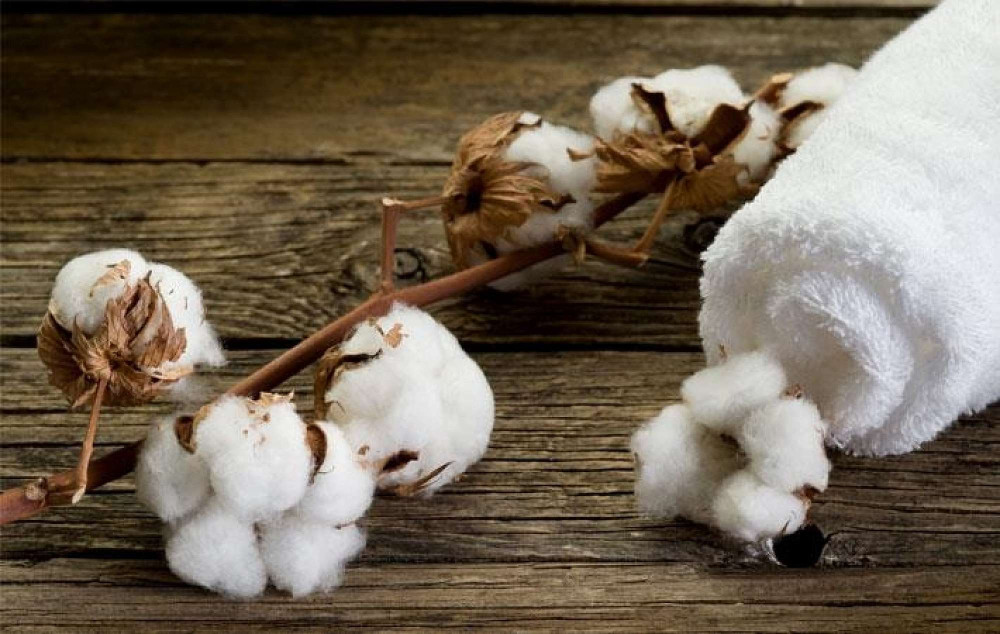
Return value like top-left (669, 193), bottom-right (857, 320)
top-left (317, 303), bottom-right (495, 496)
top-left (590, 63), bottom-right (855, 184)
top-left (632, 351), bottom-right (831, 544)
top-left (137, 394), bottom-right (375, 598)
top-left (49, 248), bottom-right (226, 377)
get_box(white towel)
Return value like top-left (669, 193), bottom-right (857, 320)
top-left (698, 0), bottom-right (1000, 456)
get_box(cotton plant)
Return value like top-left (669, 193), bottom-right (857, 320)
top-left (136, 393), bottom-right (377, 598)
top-left (314, 303), bottom-right (495, 496)
top-left (632, 351), bottom-right (831, 548)
top-left (37, 248), bottom-right (225, 501)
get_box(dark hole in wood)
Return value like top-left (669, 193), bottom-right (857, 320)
top-left (773, 523), bottom-right (828, 568)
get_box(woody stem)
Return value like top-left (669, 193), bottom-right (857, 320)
top-left (0, 191), bottom-right (642, 526)
top-left (633, 178), bottom-right (679, 255)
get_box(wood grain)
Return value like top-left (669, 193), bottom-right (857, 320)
top-left (1, 562), bottom-right (995, 632)
top-left (2, 349), bottom-right (997, 569)
top-left (1, 14), bottom-right (908, 160)
top-left (0, 161), bottom-right (702, 344)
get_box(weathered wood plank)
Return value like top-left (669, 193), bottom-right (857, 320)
top-left (0, 561), bottom-right (995, 632)
top-left (1, 14), bottom-right (910, 160)
top-left (0, 161), bottom-right (703, 343)
top-left (3, 348), bottom-right (997, 567)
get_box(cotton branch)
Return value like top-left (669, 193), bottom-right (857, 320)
top-left (0, 191), bottom-right (643, 526)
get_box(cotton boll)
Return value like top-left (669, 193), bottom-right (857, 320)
top-left (260, 516), bottom-right (366, 598)
top-left (296, 422), bottom-right (376, 526)
top-left (147, 263), bottom-right (225, 369)
top-left (779, 63), bottom-right (857, 112)
top-left (779, 63), bottom-right (857, 149)
top-left (165, 499), bottom-right (267, 599)
top-left (193, 395), bottom-right (312, 520)
top-left (680, 351), bottom-right (787, 433)
top-left (590, 75), bottom-right (658, 140)
top-left (712, 471), bottom-right (807, 542)
top-left (740, 399), bottom-right (831, 493)
top-left (136, 414), bottom-right (210, 523)
top-left (321, 303), bottom-right (495, 494)
top-left (651, 65), bottom-right (744, 138)
top-left (631, 404), bottom-right (740, 524)
top-left (49, 248), bottom-right (149, 334)
top-left (730, 101), bottom-right (782, 183)
top-left (410, 351), bottom-right (494, 493)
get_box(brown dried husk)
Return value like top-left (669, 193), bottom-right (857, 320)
top-left (441, 112), bottom-right (570, 269)
top-left (38, 274), bottom-right (191, 408)
top-left (582, 84), bottom-right (757, 221)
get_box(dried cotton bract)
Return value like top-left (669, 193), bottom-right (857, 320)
top-left (137, 393), bottom-right (376, 598)
top-left (441, 111), bottom-right (597, 278)
top-left (631, 351), bottom-right (832, 546)
top-left (38, 248), bottom-right (224, 408)
top-left (316, 303), bottom-right (495, 496)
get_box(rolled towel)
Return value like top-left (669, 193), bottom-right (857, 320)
top-left (700, 0), bottom-right (1000, 456)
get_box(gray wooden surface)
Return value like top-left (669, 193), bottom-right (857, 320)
top-left (2, 3), bottom-right (998, 631)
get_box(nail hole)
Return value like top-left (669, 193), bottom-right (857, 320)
top-left (773, 524), bottom-right (828, 568)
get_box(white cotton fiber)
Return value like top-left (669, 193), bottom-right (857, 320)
top-left (165, 499), bottom-right (267, 599)
top-left (631, 404), bottom-right (740, 524)
top-left (500, 115), bottom-right (597, 250)
top-left (779, 63), bottom-right (857, 112)
top-left (193, 395), bottom-right (312, 520)
top-left (260, 516), bottom-right (366, 598)
top-left (779, 63), bottom-right (858, 149)
top-left (740, 399), bottom-right (831, 493)
top-left (730, 101), bottom-right (782, 183)
top-left (589, 75), bottom-right (658, 140)
top-left (680, 350), bottom-right (787, 433)
top-left (136, 414), bottom-right (210, 523)
top-left (147, 263), bottom-right (226, 369)
top-left (650, 65), bottom-right (745, 138)
top-left (711, 471), bottom-right (807, 542)
top-left (322, 303), bottom-right (494, 495)
top-left (49, 248), bottom-right (149, 334)
top-left (296, 422), bottom-right (376, 526)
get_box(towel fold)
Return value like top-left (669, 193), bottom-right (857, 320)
top-left (699, 0), bottom-right (1000, 456)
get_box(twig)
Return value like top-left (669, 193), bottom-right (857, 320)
top-left (378, 195), bottom-right (447, 294)
top-left (0, 191), bottom-right (643, 526)
top-left (633, 178), bottom-right (679, 255)
top-left (67, 377), bottom-right (108, 504)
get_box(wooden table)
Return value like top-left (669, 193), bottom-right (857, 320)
top-left (2, 2), bottom-right (998, 630)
